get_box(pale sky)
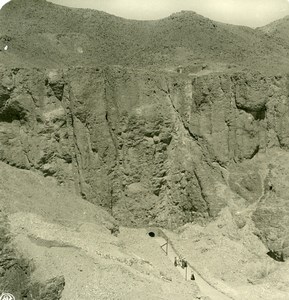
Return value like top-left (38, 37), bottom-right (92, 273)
top-left (0, 0), bottom-right (9, 9)
top-left (1, 0), bottom-right (289, 27)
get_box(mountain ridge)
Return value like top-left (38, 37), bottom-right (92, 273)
top-left (258, 15), bottom-right (289, 48)
top-left (0, 0), bottom-right (288, 73)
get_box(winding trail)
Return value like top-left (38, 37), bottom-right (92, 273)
top-left (154, 235), bottom-right (234, 300)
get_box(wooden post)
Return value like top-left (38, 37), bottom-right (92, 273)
top-left (160, 241), bottom-right (168, 255)
top-left (110, 188), bottom-right (113, 216)
top-left (166, 239), bottom-right (168, 256)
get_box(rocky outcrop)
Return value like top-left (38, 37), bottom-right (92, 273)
top-left (252, 154), bottom-right (289, 260)
top-left (0, 213), bottom-right (30, 299)
top-left (28, 276), bottom-right (65, 300)
top-left (0, 66), bottom-right (289, 253)
top-left (0, 213), bottom-right (65, 299)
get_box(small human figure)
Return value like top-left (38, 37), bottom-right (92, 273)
top-left (110, 224), bottom-right (120, 237)
top-left (174, 257), bottom-right (178, 267)
top-left (176, 65), bottom-right (183, 74)
top-left (190, 273), bottom-right (195, 281)
top-left (181, 258), bottom-right (187, 269)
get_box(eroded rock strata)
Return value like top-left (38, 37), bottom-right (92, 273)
top-left (1, 67), bottom-right (289, 259)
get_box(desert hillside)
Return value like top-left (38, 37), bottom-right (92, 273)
top-left (0, 0), bottom-right (289, 73)
top-left (258, 15), bottom-right (289, 48)
top-left (0, 0), bottom-right (289, 299)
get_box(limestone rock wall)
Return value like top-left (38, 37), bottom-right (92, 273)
top-left (0, 213), bottom-right (65, 299)
top-left (0, 67), bottom-right (289, 234)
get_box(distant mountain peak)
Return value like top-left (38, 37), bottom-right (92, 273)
top-left (168, 10), bottom-right (200, 19)
top-left (166, 10), bottom-right (211, 23)
top-left (170, 10), bottom-right (197, 16)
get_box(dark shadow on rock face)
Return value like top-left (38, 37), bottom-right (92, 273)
top-left (0, 96), bottom-right (29, 123)
top-left (266, 250), bottom-right (285, 262)
top-left (0, 93), bottom-right (10, 106)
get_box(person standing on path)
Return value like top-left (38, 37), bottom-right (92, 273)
top-left (174, 257), bottom-right (178, 267)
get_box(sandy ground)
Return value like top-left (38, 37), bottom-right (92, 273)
top-left (154, 235), bottom-right (233, 300)
top-left (1, 162), bottom-right (289, 299)
top-left (1, 162), bottom-right (202, 299)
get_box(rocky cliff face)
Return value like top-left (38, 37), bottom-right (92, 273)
top-left (1, 66), bottom-right (289, 258)
top-left (0, 212), bottom-right (65, 299)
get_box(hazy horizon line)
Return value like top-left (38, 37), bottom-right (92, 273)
top-left (46, 1), bottom-right (289, 29)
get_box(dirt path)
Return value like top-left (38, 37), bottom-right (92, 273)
top-left (155, 236), bottom-right (233, 300)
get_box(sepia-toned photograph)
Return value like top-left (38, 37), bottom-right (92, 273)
top-left (0, 0), bottom-right (289, 299)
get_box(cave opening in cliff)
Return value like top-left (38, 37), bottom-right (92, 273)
top-left (148, 232), bottom-right (155, 237)
top-left (266, 250), bottom-right (285, 262)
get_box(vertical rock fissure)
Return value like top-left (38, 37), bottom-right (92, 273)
top-left (193, 169), bottom-right (211, 217)
top-left (166, 86), bottom-right (200, 142)
top-left (103, 72), bottom-right (120, 211)
top-left (18, 127), bottom-right (32, 168)
top-left (164, 81), bottom-right (211, 218)
top-left (71, 115), bottom-right (85, 198)
top-left (103, 88), bottom-right (118, 161)
top-left (67, 87), bottom-right (84, 198)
